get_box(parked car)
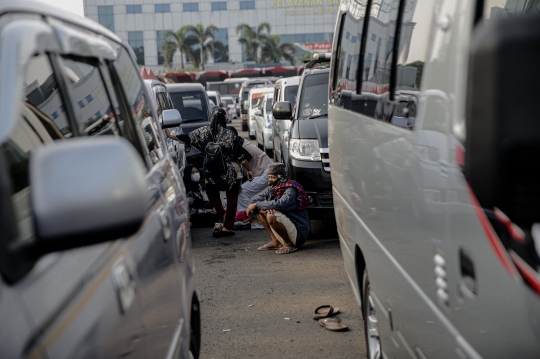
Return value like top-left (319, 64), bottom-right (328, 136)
top-left (222, 96), bottom-right (238, 119)
top-left (206, 90), bottom-right (221, 111)
top-left (273, 55), bottom-right (333, 221)
top-left (328, 0), bottom-right (540, 358)
top-left (239, 79), bottom-right (272, 131)
top-left (144, 79), bottom-right (186, 172)
top-left (254, 91), bottom-right (275, 156)
top-left (167, 83), bottom-right (211, 172)
top-left (272, 76), bottom-right (300, 163)
top-left (248, 87), bottom-right (273, 140)
top-left (0, 1), bottom-right (200, 358)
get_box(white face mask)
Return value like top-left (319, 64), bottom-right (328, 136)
top-left (191, 173), bottom-right (200, 182)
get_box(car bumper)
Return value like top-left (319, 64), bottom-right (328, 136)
top-left (263, 128), bottom-right (273, 149)
top-left (288, 158), bottom-right (334, 219)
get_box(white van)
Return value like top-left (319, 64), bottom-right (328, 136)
top-left (328, 0), bottom-right (540, 358)
top-left (247, 87), bottom-right (273, 140)
top-left (271, 76), bottom-right (300, 163)
top-left (254, 90), bottom-right (274, 156)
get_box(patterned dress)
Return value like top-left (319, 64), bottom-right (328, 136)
top-left (179, 126), bottom-right (244, 190)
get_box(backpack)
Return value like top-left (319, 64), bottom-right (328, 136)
top-left (204, 142), bottom-right (226, 173)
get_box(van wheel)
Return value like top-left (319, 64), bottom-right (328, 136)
top-left (363, 270), bottom-right (382, 359)
top-left (242, 123), bottom-right (248, 131)
top-left (265, 148), bottom-right (273, 157)
top-left (189, 300), bottom-right (201, 359)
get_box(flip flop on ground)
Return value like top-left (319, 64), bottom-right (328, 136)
top-left (322, 321), bottom-right (349, 332)
top-left (275, 247), bottom-right (297, 254)
top-left (313, 305), bottom-right (340, 320)
top-left (318, 317), bottom-right (342, 327)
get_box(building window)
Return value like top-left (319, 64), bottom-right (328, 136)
top-left (155, 4), bottom-right (170, 13)
top-left (183, 3), bottom-right (199, 12)
top-left (128, 31), bottom-right (145, 65)
top-left (239, 1), bottom-right (256, 10)
top-left (213, 28), bottom-right (229, 63)
top-left (98, 6), bottom-right (115, 32)
top-left (211, 2), bottom-right (227, 10)
top-left (126, 5), bottom-right (142, 14)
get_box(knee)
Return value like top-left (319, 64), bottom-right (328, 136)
top-left (267, 213), bottom-right (277, 224)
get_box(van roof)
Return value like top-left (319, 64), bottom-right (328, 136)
top-left (0, 0), bottom-right (121, 43)
top-left (275, 76), bottom-right (301, 86)
top-left (248, 87), bottom-right (274, 96)
top-left (166, 83), bottom-right (205, 92)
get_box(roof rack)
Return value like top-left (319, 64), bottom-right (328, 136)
top-left (305, 53), bottom-right (332, 69)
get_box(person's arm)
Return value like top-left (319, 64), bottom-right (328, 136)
top-left (256, 188), bottom-right (297, 212)
top-left (241, 160), bottom-right (253, 181)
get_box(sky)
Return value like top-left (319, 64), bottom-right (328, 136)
top-left (37, 0), bottom-right (84, 17)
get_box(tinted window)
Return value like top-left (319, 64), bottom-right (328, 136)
top-left (24, 54), bottom-right (71, 138)
top-left (60, 58), bottom-right (121, 137)
top-left (170, 91), bottom-right (209, 122)
top-left (333, 13), bottom-right (363, 95)
top-left (298, 74), bottom-right (329, 119)
top-left (113, 46), bottom-right (162, 164)
top-left (266, 98), bottom-right (273, 112)
top-left (284, 85), bottom-right (299, 105)
top-left (483, 0), bottom-right (540, 20)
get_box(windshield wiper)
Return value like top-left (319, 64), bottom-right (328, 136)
top-left (307, 113), bottom-right (328, 119)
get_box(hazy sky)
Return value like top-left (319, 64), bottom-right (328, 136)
top-left (37, 0), bottom-right (84, 17)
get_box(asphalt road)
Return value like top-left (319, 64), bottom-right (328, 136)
top-left (190, 117), bottom-right (366, 359)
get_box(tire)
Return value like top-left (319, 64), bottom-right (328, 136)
top-left (258, 142), bottom-right (264, 150)
top-left (363, 270), bottom-right (382, 359)
top-left (242, 123), bottom-right (248, 131)
top-left (249, 134), bottom-right (256, 140)
top-left (189, 300), bottom-right (201, 359)
top-left (265, 148), bottom-right (273, 158)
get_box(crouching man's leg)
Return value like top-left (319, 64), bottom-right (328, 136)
top-left (267, 211), bottom-right (298, 254)
top-left (256, 211), bottom-right (283, 250)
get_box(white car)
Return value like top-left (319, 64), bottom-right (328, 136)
top-left (254, 92), bottom-right (274, 156)
top-left (247, 87), bottom-right (273, 140)
top-left (222, 96), bottom-right (237, 119)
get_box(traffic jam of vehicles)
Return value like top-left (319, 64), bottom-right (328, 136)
top-left (1, 0), bottom-right (540, 358)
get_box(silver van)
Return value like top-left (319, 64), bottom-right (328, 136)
top-left (271, 76), bottom-right (300, 164)
top-left (0, 1), bottom-right (200, 358)
top-left (329, 0), bottom-right (540, 357)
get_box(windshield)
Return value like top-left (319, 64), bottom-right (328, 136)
top-left (170, 91), bottom-right (209, 122)
top-left (266, 98), bottom-right (273, 113)
top-left (298, 74), bottom-right (329, 119)
top-left (209, 95), bottom-right (218, 105)
top-left (223, 98), bottom-right (233, 105)
top-left (285, 85), bottom-right (299, 105)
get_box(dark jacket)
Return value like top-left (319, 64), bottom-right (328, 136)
top-left (253, 187), bottom-right (310, 247)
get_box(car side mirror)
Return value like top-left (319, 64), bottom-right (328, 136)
top-left (31, 137), bottom-right (148, 253)
top-left (272, 101), bottom-right (292, 120)
top-left (161, 109), bottom-right (182, 129)
top-left (254, 109), bottom-right (262, 116)
top-left (465, 14), bottom-right (540, 227)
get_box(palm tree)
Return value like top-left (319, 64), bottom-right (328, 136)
top-left (162, 26), bottom-right (197, 69)
top-left (236, 22), bottom-right (271, 63)
top-left (160, 40), bottom-right (177, 68)
top-left (261, 34), bottom-right (296, 65)
top-left (184, 24), bottom-right (218, 70)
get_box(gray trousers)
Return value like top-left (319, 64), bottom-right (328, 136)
top-left (237, 165), bottom-right (270, 212)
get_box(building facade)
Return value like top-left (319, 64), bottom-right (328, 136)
top-left (84, 0), bottom-right (341, 70)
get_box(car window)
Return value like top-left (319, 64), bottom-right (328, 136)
top-left (169, 91), bottom-right (209, 122)
top-left (298, 74), bottom-right (329, 119)
top-left (60, 58), bottom-right (124, 138)
top-left (24, 54), bottom-right (72, 138)
top-left (333, 12), bottom-right (363, 97)
top-left (112, 46), bottom-right (162, 165)
top-left (482, 0), bottom-right (540, 20)
top-left (284, 85), bottom-right (299, 105)
top-left (223, 98), bottom-right (233, 105)
top-left (266, 98), bottom-right (273, 113)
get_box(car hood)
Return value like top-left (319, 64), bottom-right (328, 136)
top-left (292, 116), bottom-right (329, 148)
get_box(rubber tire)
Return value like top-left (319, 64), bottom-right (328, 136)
top-left (242, 123), bottom-right (248, 131)
top-left (189, 300), bottom-right (201, 359)
top-left (265, 148), bottom-right (273, 158)
top-left (363, 270), bottom-right (382, 359)
top-left (258, 142), bottom-right (264, 150)
top-left (249, 134), bottom-right (256, 140)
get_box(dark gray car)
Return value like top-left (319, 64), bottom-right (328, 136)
top-left (0, 1), bottom-right (200, 358)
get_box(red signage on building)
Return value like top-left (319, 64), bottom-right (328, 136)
top-left (300, 42), bottom-right (333, 51)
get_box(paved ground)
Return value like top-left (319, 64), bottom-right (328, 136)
top-left (190, 117), bottom-right (366, 359)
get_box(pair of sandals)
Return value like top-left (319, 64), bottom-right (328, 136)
top-left (313, 305), bottom-right (348, 332)
top-left (212, 222), bottom-right (235, 238)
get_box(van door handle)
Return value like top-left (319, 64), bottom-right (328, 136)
top-left (111, 260), bottom-right (137, 314)
top-left (459, 249), bottom-right (477, 295)
top-left (158, 205), bottom-right (172, 242)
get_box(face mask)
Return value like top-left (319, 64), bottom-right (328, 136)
top-left (269, 179), bottom-right (279, 188)
top-left (191, 173), bottom-right (200, 182)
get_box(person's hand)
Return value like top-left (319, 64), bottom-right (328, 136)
top-left (267, 209), bottom-right (276, 214)
top-left (247, 171), bottom-right (254, 181)
top-left (246, 203), bottom-right (258, 216)
top-left (208, 209), bottom-right (217, 215)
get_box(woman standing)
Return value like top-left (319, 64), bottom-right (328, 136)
top-left (167, 108), bottom-right (244, 237)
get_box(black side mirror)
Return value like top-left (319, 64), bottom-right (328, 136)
top-left (465, 13), bottom-right (540, 226)
top-left (272, 101), bottom-right (293, 120)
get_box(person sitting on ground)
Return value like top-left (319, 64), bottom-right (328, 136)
top-left (183, 165), bottom-right (217, 226)
top-left (226, 126), bottom-right (272, 230)
top-left (246, 163), bottom-right (311, 254)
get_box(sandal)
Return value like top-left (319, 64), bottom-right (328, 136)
top-left (322, 321), bottom-right (349, 332)
top-left (258, 244), bottom-right (281, 251)
top-left (318, 317), bottom-right (342, 327)
top-left (214, 228), bottom-right (235, 238)
top-left (313, 305), bottom-right (340, 320)
top-left (275, 247), bottom-right (297, 254)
